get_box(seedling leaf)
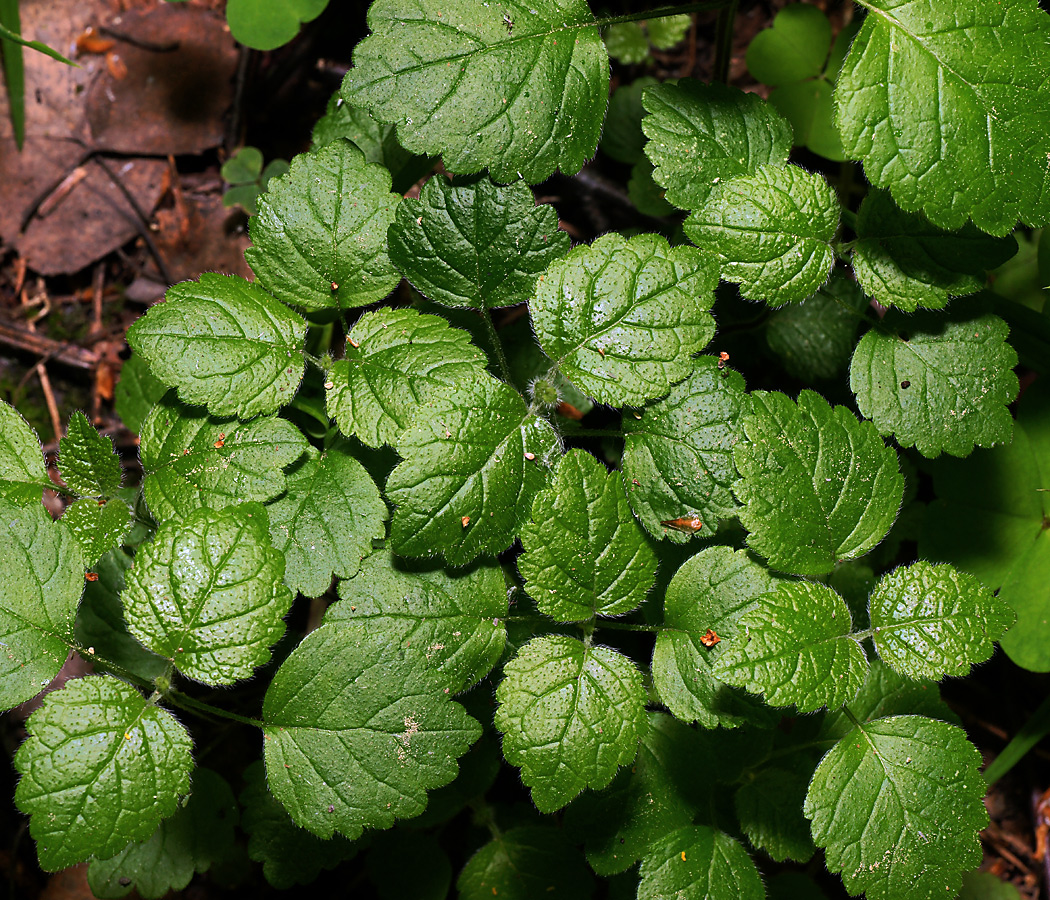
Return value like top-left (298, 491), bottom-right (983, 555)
top-left (58, 411), bottom-right (122, 497)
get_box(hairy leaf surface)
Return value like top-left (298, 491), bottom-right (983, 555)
top-left (387, 375), bottom-right (561, 564)
top-left (389, 174), bottom-right (569, 309)
top-left (140, 394), bottom-right (308, 523)
top-left (805, 716), bottom-right (986, 900)
top-left (266, 445), bottom-right (386, 598)
top-left (519, 449), bottom-right (656, 621)
top-left (622, 356), bottom-right (750, 542)
top-left (651, 547), bottom-right (782, 728)
top-left (495, 635), bottom-right (647, 812)
top-left (734, 390), bottom-right (903, 574)
top-left (835, 0), bottom-right (1050, 235)
top-left (331, 549), bottom-right (507, 693)
top-left (126, 274), bottom-right (306, 419)
top-left (638, 826), bottom-right (764, 900)
top-left (716, 580), bottom-right (867, 712)
top-left (123, 504), bottom-right (292, 684)
top-left (0, 502), bottom-right (84, 710)
top-left (850, 309), bottom-right (1018, 458)
top-left (531, 233), bottom-right (717, 405)
top-left (62, 498), bottom-right (130, 568)
top-left (685, 164), bottom-right (839, 304)
top-left (343, 0), bottom-right (609, 184)
top-left (246, 139), bottom-right (402, 311)
top-left (58, 411), bottom-right (122, 497)
top-left (0, 399), bottom-right (49, 504)
top-left (642, 79), bottom-right (793, 212)
top-left (14, 676), bottom-right (193, 871)
top-left (326, 307), bottom-right (488, 448)
top-left (263, 622), bottom-right (481, 839)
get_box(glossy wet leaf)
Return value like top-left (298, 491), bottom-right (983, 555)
top-left (0, 501), bottom-right (84, 710)
top-left (126, 274), bottom-right (306, 419)
top-left (266, 445), bottom-right (386, 598)
top-left (14, 675), bottom-right (193, 871)
top-left (386, 375), bottom-right (561, 565)
top-left (123, 503), bottom-right (292, 685)
top-left (850, 308), bottom-right (1018, 458)
top-left (835, 0), bottom-right (1050, 235)
top-left (0, 399), bottom-right (49, 504)
top-left (638, 826), bottom-right (764, 900)
top-left (389, 174), bottom-right (569, 309)
top-left (62, 498), bottom-right (130, 568)
top-left (58, 411), bottom-right (122, 497)
top-left (331, 548), bottom-right (507, 693)
top-left (495, 635), bottom-right (647, 812)
top-left (458, 826), bottom-right (595, 900)
top-left (651, 546), bottom-right (782, 728)
top-left (326, 307), bottom-right (488, 449)
top-left (643, 80), bottom-right (793, 212)
top-left (622, 356), bottom-right (750, 543)
top-left (87, 768), bottom-right (237, 900)
top-left (851, 190), bottom-right (1018, 311)
top-left (685, 164), bottom-right (839, 305)
top-left (263, 622), bottom-right (481, 839)
top-left (246, 139), bottom-right (402, 312)
top-left (733, 390), bottom-right (904, 574)
top-left (531, 233), bottom-right (717, 405)
top-left (343, 0), bottom-right (609, 184)
top-left (519, 449), bottom-right (656, 622)
top-left (140, 393), bottom-right (309, 523)
top-left (870, 561), bottom-right (1014, 680)
top-left (805, 716), bottom-right (986, 900)
top-left (716, 580), bottom-right (867, 712)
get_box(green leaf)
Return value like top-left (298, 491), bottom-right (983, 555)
top-left (628, 159), bottom-right (675, 217)
top-left (735, 763), bottom-right (816, 863)
top-left (746, 4), bottom-right (831, 85)
top-left (266, 445), bottom-right (386, 598)
top-left (870, 561), bottom-right (1014, 680)
top-left (87, 768), bottom-right (237, 900)
top-left (565, 712), bottom-right (709, 875)
top-left (330, 548), bottom-right (507, 693)
top-left (852, 190), bottom-right (1018, 311)
top-left (684, 164), bottom-right (840, 304)
top-left (74, 549), bottom-right (168, 683)
top-left (114, 354), bottom-right (168, 436)
top-left (0, 501), bottom-right (84, 710)
top-left (0, 399), bottom-right (49, 504)
top-left (62, 498), bottom-right (130, 568)
top-left (221, 146), bottom-right (263, 185)
top-left (651, 546), bottom-right (783, 728)
top-left (386, 375), bottom-right (561, 565)
top-left (834, 0), bottom-right (1050, 236)
top-left (531, 233), bottom-right (717, 405)
top-left (58, 411), bottom-right (122, 497)
top-left (245, 139), bottom-right (402, 312)
top-left (643, 79), bottom-right (793, 213)
top-left (622, 356), bottom-right (750, 543)
top-left (716, 580), bottom-right (868, 712)
top-left (638, 826), bottom-right (764, 900)
top-left (263, 622), bottom-right (481, 839)
top-left (769, 78), bottom-right (846, 161)
top-left (518, 449), bottom-right (656, 621)
top-left (326, 307), bottom-right (488, 449)
top-left (343, 0), bottom-right (609, 184)
top-left (458, 826), bottom-right (595, 900)
top-left (805, 716), bottom-right (986, 900)
top-left (604, 22), bottom-right (648, 64)
top-left (388, 174), bottom-right (570, 309)
top-left (647, 15), bottom-right (691, 50)
top-left (225, 0), bottom-right (328, 50)
top-left (495, 635), bottom-right (647, 812)
top-left (764, 270), bottom-right (867, 381)
top-left (140, 393), bottom-right (309, 523)
top-left (126, 274), bottom-right (307, 419)
top-left (851, 308), bottom-right (1019, 458)
top-left (14, 675), bottom-right (193, 871)
top-left (602, 77), bottom-right (659, 165)
top-left (733, 390), bottom-right (904, 575)
top-left (123, 503), bottom-right (292, 685)
top-left (959, 872), bottom-right (1026, 900)
top-left (240, 760), bottom-right (357, 890)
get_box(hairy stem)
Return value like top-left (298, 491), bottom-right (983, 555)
top-left (480, 308), bottom-right (514, 384)
top-left (597, 1), bottom-right (733, 28)
top-left (166, 689), bottom-right (263, 729)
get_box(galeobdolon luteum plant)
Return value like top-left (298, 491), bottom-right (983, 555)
top-left (1, 0), bottom-right (1047, 896)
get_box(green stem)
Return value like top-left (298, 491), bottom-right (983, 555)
top-left (596, 619), bottom-right (662, 633)
top-left (596, 1), bottom-right (733, 28)
top-left (983, 692), bottom-right (1050, 785)
top-left (480, 309), bottom-right (514, 384)
top-left (303, 351), bottom-right (328, 372)
top-left (563, 427), bottom-right (624, 439)
top-left (712, 0), bottom-right (739, 84)
top-left (166, 689), bottom-right (264, 729)
top-left (842, 705), bottom-right (862, 729)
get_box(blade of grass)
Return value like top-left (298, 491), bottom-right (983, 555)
top-left (0, 0), bottom-right (26, 149)
top-left (984, 692), bottom-right (1050, 785)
